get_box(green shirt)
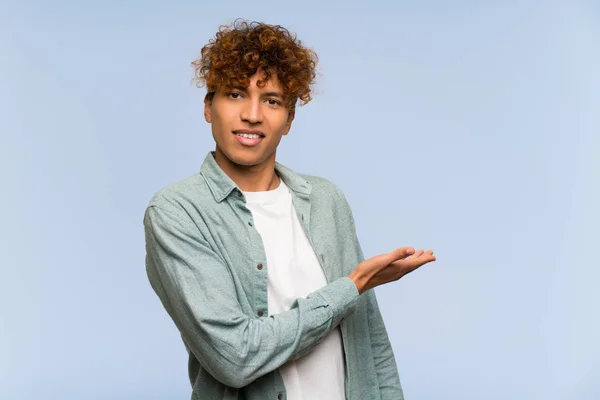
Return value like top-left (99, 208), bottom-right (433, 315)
top-left (144, 151), bottom-right (404, 400)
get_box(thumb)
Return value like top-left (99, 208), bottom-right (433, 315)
top-left (387, 247), bottom-right (414, 263)
top-left (365, 247), bottom-right (415, 270)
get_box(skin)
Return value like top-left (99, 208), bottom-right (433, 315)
top-left (348, 247), bottom-right (436, 295)
top-left (204, 68), bottom-right (294, 192)
top-left (204, 68), bottom-right (436, 292)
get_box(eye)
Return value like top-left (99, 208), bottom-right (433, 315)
top-left (227, 92), bottom-right (242, 99)
top-left (266, 98), bottom-right (281, 106)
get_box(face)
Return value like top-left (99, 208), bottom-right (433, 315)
top-left (204, 69), bottom-right (295, 170)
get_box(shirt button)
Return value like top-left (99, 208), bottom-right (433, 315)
top-left (278, 393), bottom-right (283, 400)
top-left (257, 264), bottom-right (263, 270)
top-left (257, 310), bottom-right (264, 317)
top-left (248, 222), bottom-right (253, 227)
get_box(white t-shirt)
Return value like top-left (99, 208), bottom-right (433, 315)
top-left (242, 178), bottom-right (346, 400)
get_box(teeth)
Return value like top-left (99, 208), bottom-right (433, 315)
top-left (238, 133), bottom-right (261, 139)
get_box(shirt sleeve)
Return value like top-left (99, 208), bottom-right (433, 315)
top-left (143, 203), bottom-right (359, 389)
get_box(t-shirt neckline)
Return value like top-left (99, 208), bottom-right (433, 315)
top-left (242, 178), bottom-right (288, 205)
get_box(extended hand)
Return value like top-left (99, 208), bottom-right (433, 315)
top-left (348, 247), bottom-right (436, 294)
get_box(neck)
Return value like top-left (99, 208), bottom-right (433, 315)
top-left (214, 147), bottom-right (281, 192)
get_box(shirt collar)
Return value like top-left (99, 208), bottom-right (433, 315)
top-left (199, 151), bottom-right (312, 203)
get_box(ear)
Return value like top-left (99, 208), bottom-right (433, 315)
top-left (282, 110), bottom-right (295, 136)
top-left (204, 95), bottom-right (212, 123)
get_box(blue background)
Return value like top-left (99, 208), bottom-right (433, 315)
top-left (1, 1), bottom-right (599, 399)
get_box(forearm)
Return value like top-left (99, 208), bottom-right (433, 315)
top-left (145, 206), bottom-right (359, 388)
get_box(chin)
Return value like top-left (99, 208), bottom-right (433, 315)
top-left (232, 155), bottom-right (261, 167)
top-left (220, 146), bottom-right (265, 167)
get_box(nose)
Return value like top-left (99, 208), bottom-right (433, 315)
top-left (240, 98), bottom-right (263, 124)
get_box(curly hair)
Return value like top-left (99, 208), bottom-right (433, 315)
top-left (192, 19), bottom-right (318, 110)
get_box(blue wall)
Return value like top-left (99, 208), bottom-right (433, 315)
top-left (2, 1), bottom-right (598, 398)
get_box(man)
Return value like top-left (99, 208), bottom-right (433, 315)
top-left (144, 20), bottom-right (436, 400)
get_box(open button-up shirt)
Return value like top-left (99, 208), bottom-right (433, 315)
top-left (143, 151), bottom-right (404, 400)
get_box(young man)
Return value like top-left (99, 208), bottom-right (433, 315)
top-left (144, 20), bottom-right (436, 400)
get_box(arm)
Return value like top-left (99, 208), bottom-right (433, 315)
top-left (144, 203), bottom-right (359, 389)
top-left (340, 191), bottom-right (404, 399)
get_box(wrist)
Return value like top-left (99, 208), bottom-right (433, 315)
top-left (348, 269), bottom-right (368, 295)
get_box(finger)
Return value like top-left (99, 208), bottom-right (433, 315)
top-left (406, 249), bottom-right (424, 260)
top-left (414, 250), bottom-right (434, 260)
top-left (387, 247), bottom-right (415, 263)
top-left (425, 250), bottom-right (436, 261)
top-left (397, 252), bottom-right (436, 270)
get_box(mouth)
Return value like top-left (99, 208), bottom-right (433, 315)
top-left (233, 130), bottom-right (265, 138)
top-left (233, 130), bottom-right (265, 147)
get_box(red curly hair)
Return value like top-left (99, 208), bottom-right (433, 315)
top-left (192, 19), bottom-right (318, 110)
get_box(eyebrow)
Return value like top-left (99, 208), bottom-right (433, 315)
top-left (231, 85), bottom-right (284, 99)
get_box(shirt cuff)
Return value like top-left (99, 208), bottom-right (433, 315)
top-left (316, 277), bottom-right (360, 327)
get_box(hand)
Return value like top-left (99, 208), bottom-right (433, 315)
top-left (348, 247), bottom-right (436, 294)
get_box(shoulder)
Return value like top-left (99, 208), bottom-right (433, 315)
top-left (296, 172), bottom-right (352, 212)
top-left (145, 172), bottom-right (209, 216)
top-left (299, 172), bottom-right (343, 196)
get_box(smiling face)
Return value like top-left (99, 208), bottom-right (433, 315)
top-left (204, 69), bottom-right (295, 172)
